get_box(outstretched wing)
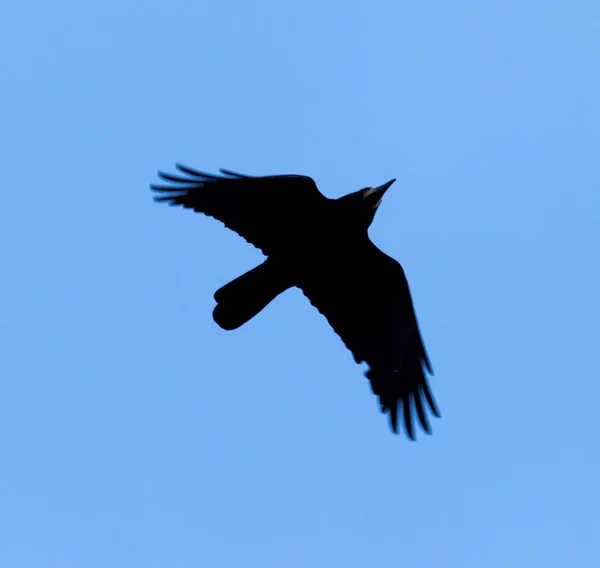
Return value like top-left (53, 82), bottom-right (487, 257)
top-left (299, 240), bottom-right (440, 439)
top-left (151, 164), bottom-right (327, 255)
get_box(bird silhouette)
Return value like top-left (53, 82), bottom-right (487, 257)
top-left (151, 164), bottom-right (440, 439)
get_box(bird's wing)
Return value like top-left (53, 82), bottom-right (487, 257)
top-left (299, 241), bottom-right (440, 439)
top-left (151, 164), bottom-right (327, 255)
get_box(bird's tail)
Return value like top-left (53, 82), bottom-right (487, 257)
top-left (213, 260), bottom-right (291, 330)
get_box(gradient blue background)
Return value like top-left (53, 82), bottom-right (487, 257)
top-left (2, 1), bottom-right (599, 566)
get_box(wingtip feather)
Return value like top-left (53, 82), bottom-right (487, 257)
top-left (403, 394), bottom-right (415, 440)
top-left (175, 163), bottom-right (218, 179)
top-left (219, 168), bottom-right (249, 178)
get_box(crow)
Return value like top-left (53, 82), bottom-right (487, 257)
top-left (151, 164), bottom-right (440, 439)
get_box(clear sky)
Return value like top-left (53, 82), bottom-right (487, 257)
top-left (2, 1), bottom-right (599, 566)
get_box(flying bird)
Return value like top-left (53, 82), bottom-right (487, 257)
top-left (151, 164), bottom-right (440, 439)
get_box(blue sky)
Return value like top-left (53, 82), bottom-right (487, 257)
top-left (2, 1), bottom-right (599, 566)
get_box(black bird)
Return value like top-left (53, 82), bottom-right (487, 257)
top-left (151, 164), bottom-right (440, 439)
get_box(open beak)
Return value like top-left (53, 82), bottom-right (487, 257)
top-left (370, 178), bottom-right (395, 208)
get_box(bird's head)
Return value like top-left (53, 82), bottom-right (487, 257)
top-left (337, 179), bottom-right (396, 229)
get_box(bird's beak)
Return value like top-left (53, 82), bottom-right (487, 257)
top-left (369, 178), bottom-right (395, 208)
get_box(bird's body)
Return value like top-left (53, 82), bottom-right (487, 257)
top-left (151, 165), bottom-right (440, 439)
